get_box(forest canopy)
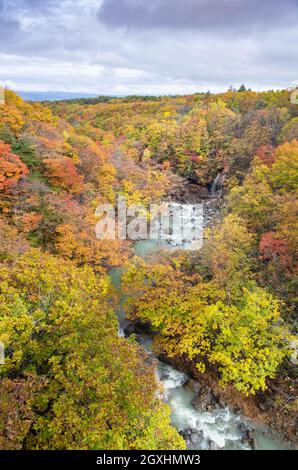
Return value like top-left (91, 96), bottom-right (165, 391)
top-left (0, 88), bottom-right (297, 449)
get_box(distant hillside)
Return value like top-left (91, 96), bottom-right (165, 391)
top-left (18, 91), bottom-right (105, 102)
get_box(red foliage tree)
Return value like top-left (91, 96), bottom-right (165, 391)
top-left (0, 141), bottom-right (29, 191)
top-left (255, 145), bottom-right (275, 167)
top-left (259, 231), bottom-right (291, 267)
top-left (43, 157), bottom-right (84, 193)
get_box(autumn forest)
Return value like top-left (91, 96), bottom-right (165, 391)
top-left (0, 87), bottom-right (297, 450)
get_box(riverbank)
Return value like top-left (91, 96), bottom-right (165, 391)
top-left (111, 177), bottom-right (297, 451)
top-left (157, 350), bottom-right (297, 448)
top-left (121, 314), bottom-right (296, 450)
top-left (161, 182), bottom-right (297, 447)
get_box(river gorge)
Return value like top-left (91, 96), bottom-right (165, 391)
top-left (108, 185), bottom-right (291, 451)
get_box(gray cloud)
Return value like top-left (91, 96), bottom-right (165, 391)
top-left (0, 0), bottom-right (297, 94)
top-left (1, 0), bottom-right (58, 12)
top-left (0, 0), bottom-right (58, 39)
top-left (0, 5), bottom-right (19, 42)
top-left (0, 15), bottom-right (19, 35)
top-left (98, 0), bottom-right (298, 32)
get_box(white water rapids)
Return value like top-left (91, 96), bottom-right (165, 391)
top-left (109, 199), bottom-right (289, 451)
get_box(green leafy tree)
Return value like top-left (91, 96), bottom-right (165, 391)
top-left (0, 249), bottom-right (184, 450)
top-left (123, 259), bottom-right (290, 395)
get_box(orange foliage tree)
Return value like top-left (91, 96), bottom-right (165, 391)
top-left (0, 141), bottom-right (29, 191)
top-left (43, 156), bottom-right (84, 193)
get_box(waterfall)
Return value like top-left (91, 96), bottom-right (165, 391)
top-left (210, 172), bottom-right (225, 196)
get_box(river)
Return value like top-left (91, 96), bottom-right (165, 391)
top-left (108, 201), bottom-right (289, 451)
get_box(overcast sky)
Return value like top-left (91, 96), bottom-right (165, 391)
top-left (0, 0), bottom-right (297, 95)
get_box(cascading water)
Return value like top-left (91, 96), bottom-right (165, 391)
top-left (109, 195), bottom-right (289, 451)
top-left (136, 334), bottom-right (253, 450)
top-left (158, 364), bottom-right (249, 450)
top-left (210, 172), bottom-right (225, 196)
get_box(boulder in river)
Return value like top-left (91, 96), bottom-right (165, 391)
top-left (190, 430), bottom-right (204, 445)
top-left (241, 429), bottom-right (255, 449)
top-left (179, 429), bottom-right (204, 447)
top-left (209, 440), bottom-right (220, 450)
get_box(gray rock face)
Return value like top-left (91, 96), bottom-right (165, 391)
top-left (123, 320), bottom-right (152, 337)
top-left (192, 386), bottom-right (219, 411)
top-left (184, 378), bottom-right (202, 394)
